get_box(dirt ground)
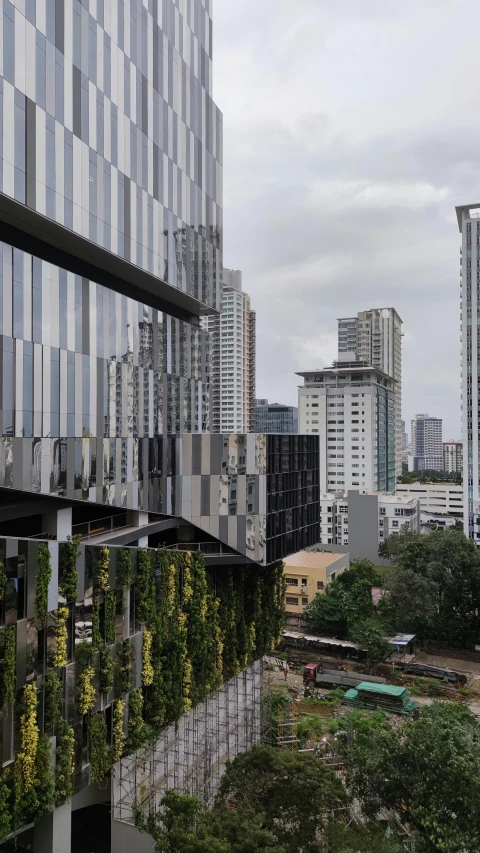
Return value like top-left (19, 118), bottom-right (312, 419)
top-left (265, 651), bottom-right (480, 716)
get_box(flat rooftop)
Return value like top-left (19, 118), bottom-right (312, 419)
top-left (283, 550), bottom-right (347, 570)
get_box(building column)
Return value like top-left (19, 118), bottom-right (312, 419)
top-left (34, 799), bottom-right (72, 853)
top-left (132, 511), bottom-right (149, 547)
top-left (42, 507), bottom-right (72, 541)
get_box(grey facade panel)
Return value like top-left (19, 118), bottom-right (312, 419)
top-left (347, 490), bottom-right (380, 563)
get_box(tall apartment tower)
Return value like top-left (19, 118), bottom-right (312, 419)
top-left (297, 363), bottom-right (396, 493)
top-left (443, 441), bottom-right (463, 474)
top-left (203, 268), bottom-right (256, 432)
top-left (457, 204), bottom-right (480, 539)
top-left (338, 308), bottom-right (402, 477)
top-left (410, 414), bottom-right (443, 471)
top-left (0, 2), bottom-right (320, 849)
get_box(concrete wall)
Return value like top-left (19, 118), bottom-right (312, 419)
top-left (347, 490), bottom-right (380, 563)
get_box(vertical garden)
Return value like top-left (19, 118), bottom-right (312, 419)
top-left (0, 541), bottom-right (285, 838)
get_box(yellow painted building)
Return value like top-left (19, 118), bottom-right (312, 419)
top-left (284, 550), bottom-right (349, 615)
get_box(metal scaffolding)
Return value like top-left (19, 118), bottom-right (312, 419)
top-left (112, 658), bottom-right (263, 824)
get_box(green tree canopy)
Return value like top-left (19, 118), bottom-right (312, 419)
top-left (303, 559), bottom-right (379, 638)
top-left (346, 703), bottom-right (480, 853)
top-left (380, 528), bottom-right (480, 647)
top-left (217, 744), bottom-right (345, 853)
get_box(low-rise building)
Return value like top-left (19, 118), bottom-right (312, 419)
top-left (396, 482), bottom-right (463, 519)
top-left (318, 490), bottom-right (420, 562)
top-left (284, 550), bottom-right (349, 615)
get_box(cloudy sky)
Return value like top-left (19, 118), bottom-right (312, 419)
top-left (214, 0), bottom-right (480, 439)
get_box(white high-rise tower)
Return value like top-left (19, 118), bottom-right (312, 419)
top-left (457, 204), bottom-right (480, 540)
top-left (337, 308), bottom-right (402, 477)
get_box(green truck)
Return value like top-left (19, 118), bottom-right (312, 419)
top-left (343, 682), bottom-right (419, 715)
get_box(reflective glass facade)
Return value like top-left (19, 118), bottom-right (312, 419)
top-left (0, 0), bottom-right (222, 309)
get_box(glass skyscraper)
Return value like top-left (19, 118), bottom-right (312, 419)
top-left (0, 4), bottom-right (319, 848)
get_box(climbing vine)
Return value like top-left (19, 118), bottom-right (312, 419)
top-left (127, 689), bottom-right (146, 752)
top-left (115, 640), bottom-right (134, 695)
top-left (0, 561), bottom-right (7, 600)
top-left (116, 548), bottom-right (132, 589)
top-left (44, 670), bottom-right (63, 735)
top-left (99, 645), bottom-right (114, 694)
top-left (91, 596), bottom-right (101, 650)
top-left (96, 546), bottom-right (110, 592)
top-left (79, 665), bottom-right (96, 715)
top-left (55, 719), bottom-right (75, 805)
top-left (18, 684), bottom-right (39, 793)
top-left (111, 699), bottom-right (126, 762)
top-left (135, 549), bottom-right (156, 625)
top-left (3, 625), bottom-right (16, 707)
top-left (88, 712), bottom-right (110, 784)
top-left (53, 606), bottom-right (69, 668)
top-left (59, 536), bottom-right (81, 602)
top-left (35, 543), bottom-right (52, 624)
top-left (105, 590), bottom-right (116, 644)
top-left (142, 627), bottom-right (154, 686)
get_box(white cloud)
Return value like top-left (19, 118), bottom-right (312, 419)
top-left (214, 0), bottom-right (480, 436)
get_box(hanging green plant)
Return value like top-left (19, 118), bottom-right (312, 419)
top-left (178, 611), bottom-right (192, 713)
top-left (35, 543), bottom-right (52, 624)
top-left (34, 735), bottom-right (55, 817)
top-left (105, 590), bottom-right (116, 644)
top-left (111, 699), bottom-right (126, 762)
top-left (88, 712), bottom-right (110, 784)
top-left (0, 561), bottom-right (7, 601)
top-left (53, 606), bottom-right (69, 668)
top-left (3, 624), bottom-right (16, 707)
top-left (18, 684), bottom-right (39, 793)
top-left (209, 594), bottom-right (223, 690)
top-left (96, 546), bottom-right (110, 592)
top-left (99, 645), bottom-right (114, 694)
top-left (55, 718), bottom-right (74, 805)
top-left (116, 548), bottom-right (132, 589)
top-left (44, 670), bottom-right (63, 735)
top-left (79, 665), bottom-right (96, 715)
top-left (126, 689), bottom-right (146, 752)
top-left (142, 627), bottom-right (154, 686)
top-left (91, 596), bottom-right (101, 650)
top-left (135, 549), bottom-right (156, 625)
top-left (182, 551), bottom-right (193, 605)
top-left (115, 640), bottom-right (134, 695)
top-left (117, 548), bottom-right (132, 615)
top-left (59, 536), bottom-right (81, 602)
top-left (0, 771), bottom-right (11, 840)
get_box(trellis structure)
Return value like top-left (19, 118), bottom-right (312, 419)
top-left (112, 658), bottom-right (263, 823)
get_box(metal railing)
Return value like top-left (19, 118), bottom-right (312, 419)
top-left (167, 541), bottom-right (237, 556)
top-left (71, 513), bottom-right (129, 540)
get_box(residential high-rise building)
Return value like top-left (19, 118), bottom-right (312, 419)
top-left (409, 415), bottom-right (443, 471)
top-left (458, 204), bottom-right (480, 540)
top-left (255, 399), bottom-right (298, 434)
top-left (337, 308), bottom-right (402, 477)
top-left (0, 2), bottom-right (319, 849)
top-left (297, 362), bottom-right (396, 494)
top-left (203, 269), bottom-right (256, 432)
top-left (443, 441), bottom-right (463, 474)
top-left (401, 419), bottom-right (409, 468)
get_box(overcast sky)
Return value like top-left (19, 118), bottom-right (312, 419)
top-left (213, 0), bottom-right (480, 439)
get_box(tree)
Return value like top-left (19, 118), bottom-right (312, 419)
top-left (348, 618), bottom-right (392, 666)
top-left (380, 528), bottom-right (480, 647)
top-left (217, 745), bottom-right (345, 853)
top-left (326, 823), bottom-right (400, 853)
top-left (346, 703), bottom-right (480, 853)
top-left (135, 789), bottom-right (282, 853)
top-left (303, 559), bottom-right (377, 638)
